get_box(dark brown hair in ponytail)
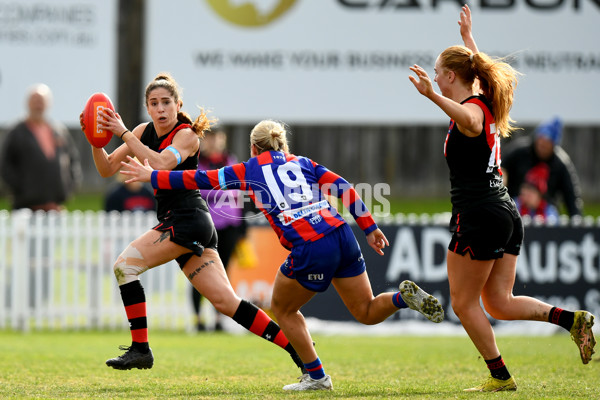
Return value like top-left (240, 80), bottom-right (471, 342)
top-left (145, 72), bottom-right (217, 138)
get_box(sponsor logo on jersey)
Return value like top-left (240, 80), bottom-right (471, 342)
top-left (278, 199), bottom-right (329, 225)
top-left (309, 214), bottom-right (322, 225)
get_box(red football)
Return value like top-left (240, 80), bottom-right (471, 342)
top-left (82, 92), bottom-right (115, 148)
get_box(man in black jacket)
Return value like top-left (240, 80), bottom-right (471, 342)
top-left (0, 84), bottom-right (81, 211)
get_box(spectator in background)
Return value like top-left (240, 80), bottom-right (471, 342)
top-left (0, 84), bottom-right (81, 211)
top-left (502, 116), bottom-right (583, 216)
top-left (513, 165), bottom-right (559, 221)
top-left (104, 171), bottom-right (156, 213)
top-left (191, 126), bottom-right (250, 331)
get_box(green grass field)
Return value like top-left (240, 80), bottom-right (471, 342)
top-left (0, 330), bottom-right (597, 399)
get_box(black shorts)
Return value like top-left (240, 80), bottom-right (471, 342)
top-left (448, 200), bottom-right (523, 260)
top-left (153, 208), bottom-right (218, 268)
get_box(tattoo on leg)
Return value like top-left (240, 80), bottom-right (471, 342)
top-left (153, 232), bottom-right (170, 244)
top-left (188, 260), bottom-right (215, 280)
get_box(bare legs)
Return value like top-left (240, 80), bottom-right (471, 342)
top-left (182, 248), bottom-right (243, 317)
top-left (110, 230), bottom-right (304, 372)
top-left (271, 270), bottom-right (399, 364)
top-left (332, 271), bottom-right (399, 325)
top-left (271, 271), bottom-right (318, 363)
top-left (447, 250), bottom-right (554, 359)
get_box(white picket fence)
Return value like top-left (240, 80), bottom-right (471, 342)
top-left (0, 209), bottom-right (195, 332)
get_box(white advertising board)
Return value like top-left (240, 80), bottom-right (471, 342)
top-left (0, 0), bottom-right (117, 127)
top-left (145, 0), bottom-right (600, 125)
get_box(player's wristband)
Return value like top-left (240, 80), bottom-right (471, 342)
top-left (165, 145), bottom-right (182, 165)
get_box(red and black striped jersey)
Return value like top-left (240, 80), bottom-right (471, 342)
top-left (444, 95), bottom-right (509, 212)
top-left (151, 151), bottom-right (377, 249)
top-left (140, 121), bottom-right (207, 219)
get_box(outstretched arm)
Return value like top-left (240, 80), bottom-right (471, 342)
top-left (408, 64), bottom-right (482, 131)
top-left (459, 5), bottom-right (479, 54)
top-left (315, 163), bottom-right (389, 255)
top-left (120, 155), bottom-right (246, 191)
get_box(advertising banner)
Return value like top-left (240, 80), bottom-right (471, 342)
top-left (145, 0), bottom-right (600, 125)
top-left (229, 223), bottom-right (600, 324)
top-left (0, 0), bottom-right (118, 126)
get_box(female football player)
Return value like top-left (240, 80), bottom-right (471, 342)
top-left (408, 5), bottom-right (595, 392)
top-left (82, 73), bottom-right (305, 374)
top-left (120, 118), bottom-right (445, 391)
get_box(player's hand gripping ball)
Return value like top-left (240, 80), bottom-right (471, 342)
top-left (82, 92), bottom-right (115, 148)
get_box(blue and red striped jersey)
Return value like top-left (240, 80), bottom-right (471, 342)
top-left (151, 151), bottom-right (377, 249)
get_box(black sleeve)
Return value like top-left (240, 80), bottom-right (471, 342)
top-left (0, 131), bottom-right (21, 193)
